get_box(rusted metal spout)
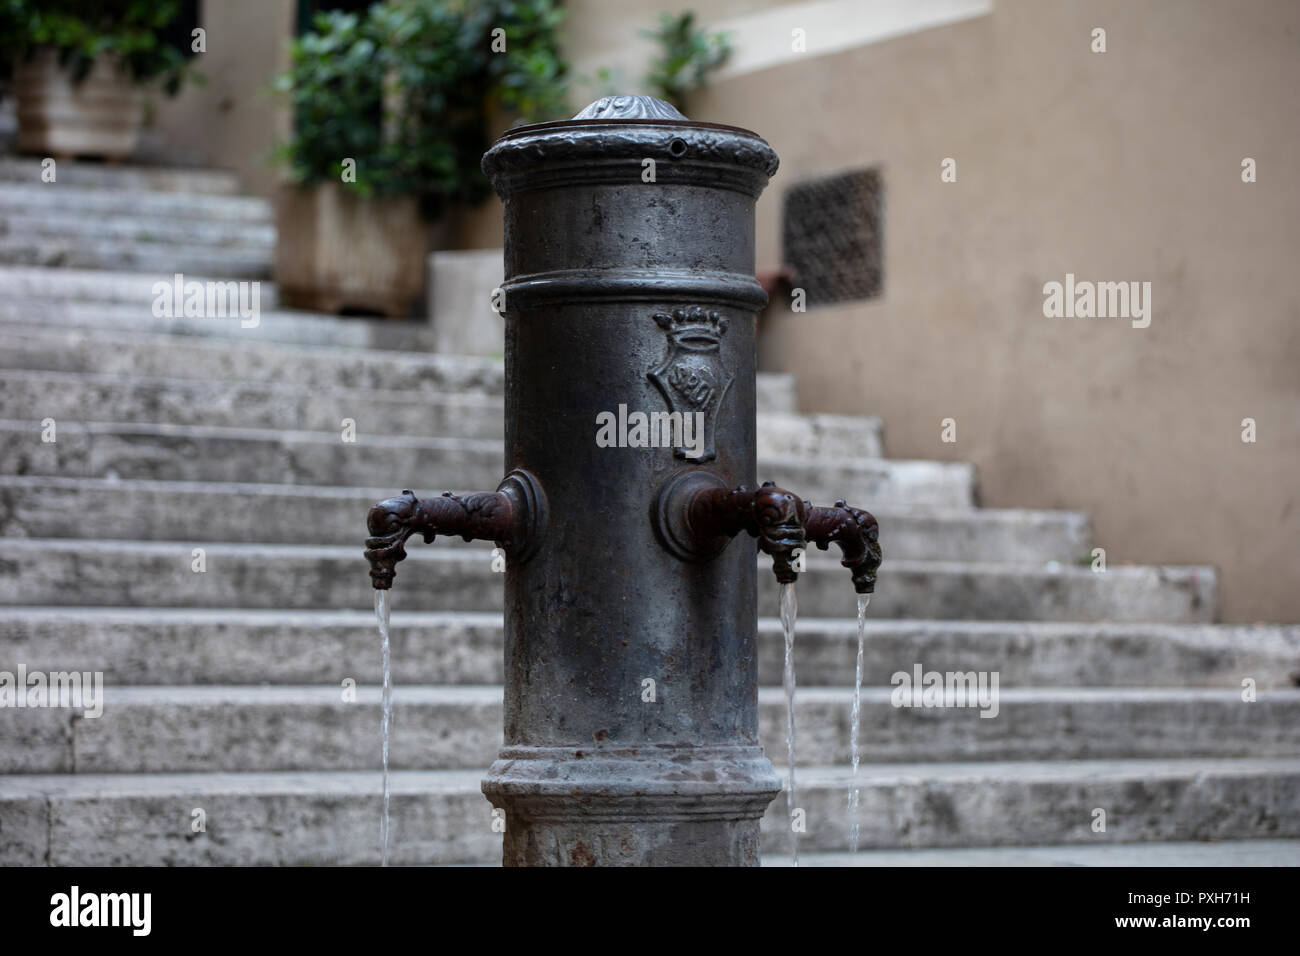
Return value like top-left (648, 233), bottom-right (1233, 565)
top-left (804, 499), bottom-right (882, 594)
top-left (657, 471), bottom-right (882, 593)
top-left (363, 471), bottom-right (547, 589)
top-left (686, 481), bottom-right (808, 584)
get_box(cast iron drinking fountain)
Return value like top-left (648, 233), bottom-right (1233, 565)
top-left (364, 95), bottom-right (881, 866)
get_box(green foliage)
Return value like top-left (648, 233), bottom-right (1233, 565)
top-left (0, 0), bottom-right (199, 94)
top-left (642, 11), bottom-right (730, 113)
top-left (274, 0), bottom-right (568, 218)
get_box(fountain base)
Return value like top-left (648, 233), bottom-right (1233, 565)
top-left (482, 744), bottom-right (780, 866)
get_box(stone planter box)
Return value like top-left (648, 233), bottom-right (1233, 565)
top-left (427, 248), bottom-right (505, 355)
top-left (14, 49), bottom-right (144, 160)
top-left (275, 182), bottom-right (430, 317)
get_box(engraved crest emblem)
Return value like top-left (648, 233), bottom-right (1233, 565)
top-left (647, 306), bottom-right (732, 462)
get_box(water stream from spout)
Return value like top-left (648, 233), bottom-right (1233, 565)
top-left (848, 593), bottom-right (870, 852)
top-left (376, 589), bottom-right (393, 867)
top-left (779, 581), bottom-right (799, 866)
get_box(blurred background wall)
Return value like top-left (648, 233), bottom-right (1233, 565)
top-left (146, 0), bottom-right (295, 196)
top-left (148, 0), bottom-right (1300, 622)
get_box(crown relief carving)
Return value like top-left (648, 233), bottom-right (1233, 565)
top-left (652, 306), bottom-right (728, 349)
top-left (647, 306), bottom-right (732, 462)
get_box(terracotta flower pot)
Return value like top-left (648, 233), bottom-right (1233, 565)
top-left (14, 48), bottom-right (144, 160)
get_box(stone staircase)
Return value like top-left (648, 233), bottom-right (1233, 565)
top-left (0, 160), bottom-right (1297, 866)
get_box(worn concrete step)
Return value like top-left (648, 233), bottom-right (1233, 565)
top-left (0, 477), bottom-right (1086, 562)
top-left (772, 758), bottom-right (1300, 854)
top-left (0, 158), bottom-right (243, 194)
top-left (1, 212), bottom-right (275, 249)
top-left (0, 183), bottom-right (271, 222)
top-left (4, 684), bottom-right (1294, 774)
top-left (0, 323), bottom-right (497, 390)
top-left (0, 540), bottom-right (1217, 621)
top-left (3, 758), bottom-right (1296, 864)
top-left (0, 768), bottom-right (496, 866)
top-left (0, 421), bottom-right (970, 508)
top-left (0, 239), bottom-right (271, 279)
top-left (0, 370), bottom-right (503, 439)
top-left (759, 413), bottom-right (883, 459)
top-left (0, 371), bottom-right (880, 455)
top-left (0, 300), bottom-right (440, 352)
top-left (766, 839), bottom-right (1300, 866)
top-left (875, 506), bottom-right (1090, 563)
top-left (4, 608), bottom-right (1290, 689)
top-left (0, 271), bottom-right (437, 350)
top-left (0, 323), bottom-right (798, 413)
top-left (0, 265), bottom-right (274, 304)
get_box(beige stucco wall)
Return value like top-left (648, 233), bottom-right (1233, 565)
top-left (687, 0), bottom-right (1300, 622)
top-left (147, 0), bottom-right (295, 197)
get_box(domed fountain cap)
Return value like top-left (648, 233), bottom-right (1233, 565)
top-left (569, 94), bottom-right (688, 122)
top-left (481, 93), bottom-right (779, 199)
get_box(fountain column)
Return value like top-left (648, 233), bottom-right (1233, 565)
top-left (479, 96), bottom-right (782, 866)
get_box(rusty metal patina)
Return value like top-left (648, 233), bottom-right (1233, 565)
top-left (655, 472), bottom-right (881, 592)
top-left (363, 470), bottom-right (546, 589)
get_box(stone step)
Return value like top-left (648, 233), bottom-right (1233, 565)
top-left (0, 370), bottom-right (882, 456)
top-left (0, 477), bottom-right (1086, 562)
top-left (0, 282), bottom-right (443, 353)
top-left (0, 323), bottom-right (499, 390)
top-left (0, 183), bottom-right (272, 222)
top-left (759, 375), bottom-right (800, 416)
top-left (0, 157), bottom-right (244, 194)
top-left (0, 370), bottom-right (503, 440)
top-left (0, 239), bottom-right (271, 279)
top-left (0, 540), bottom-right (1217, 621)
top-left (878, 506), bottom-right (1090, 563)
top-left (4, 608), bottom-right (1290, 689)
top-left (0, 293), bottom-right (434, 351)
top-left (2, 211), bottom-right (275, 249)
top-left (767, 839), bottom-right (1300, 866)
top-left (772, 758), bottom-right (1300, 855)
top-left (757, 413), bottom-right (883, 459)
top-left (4, 684), bottom-right (1294, 774)
top-left (0, 265), bottom-right (275, 304)
top-left (3, 758), bottom-right (1296, 864)
top-left (0, 323), bottom-right (798, 413)
top-left (0, 421), bottom-right (970, 508)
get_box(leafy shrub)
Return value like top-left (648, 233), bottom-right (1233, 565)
top-left (274, 0), bottom-right (568, 217)
top-left (643, 11), bottom-right (730, 113)
top-left (0, 0), bottom-right (199, 94)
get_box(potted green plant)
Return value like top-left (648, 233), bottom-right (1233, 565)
top-left (643, 11), bottom-right (731, 114)
top-left (272, 0), bottom-right (567, 317)
top-left (0, 0), bottom-right (199, 160)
